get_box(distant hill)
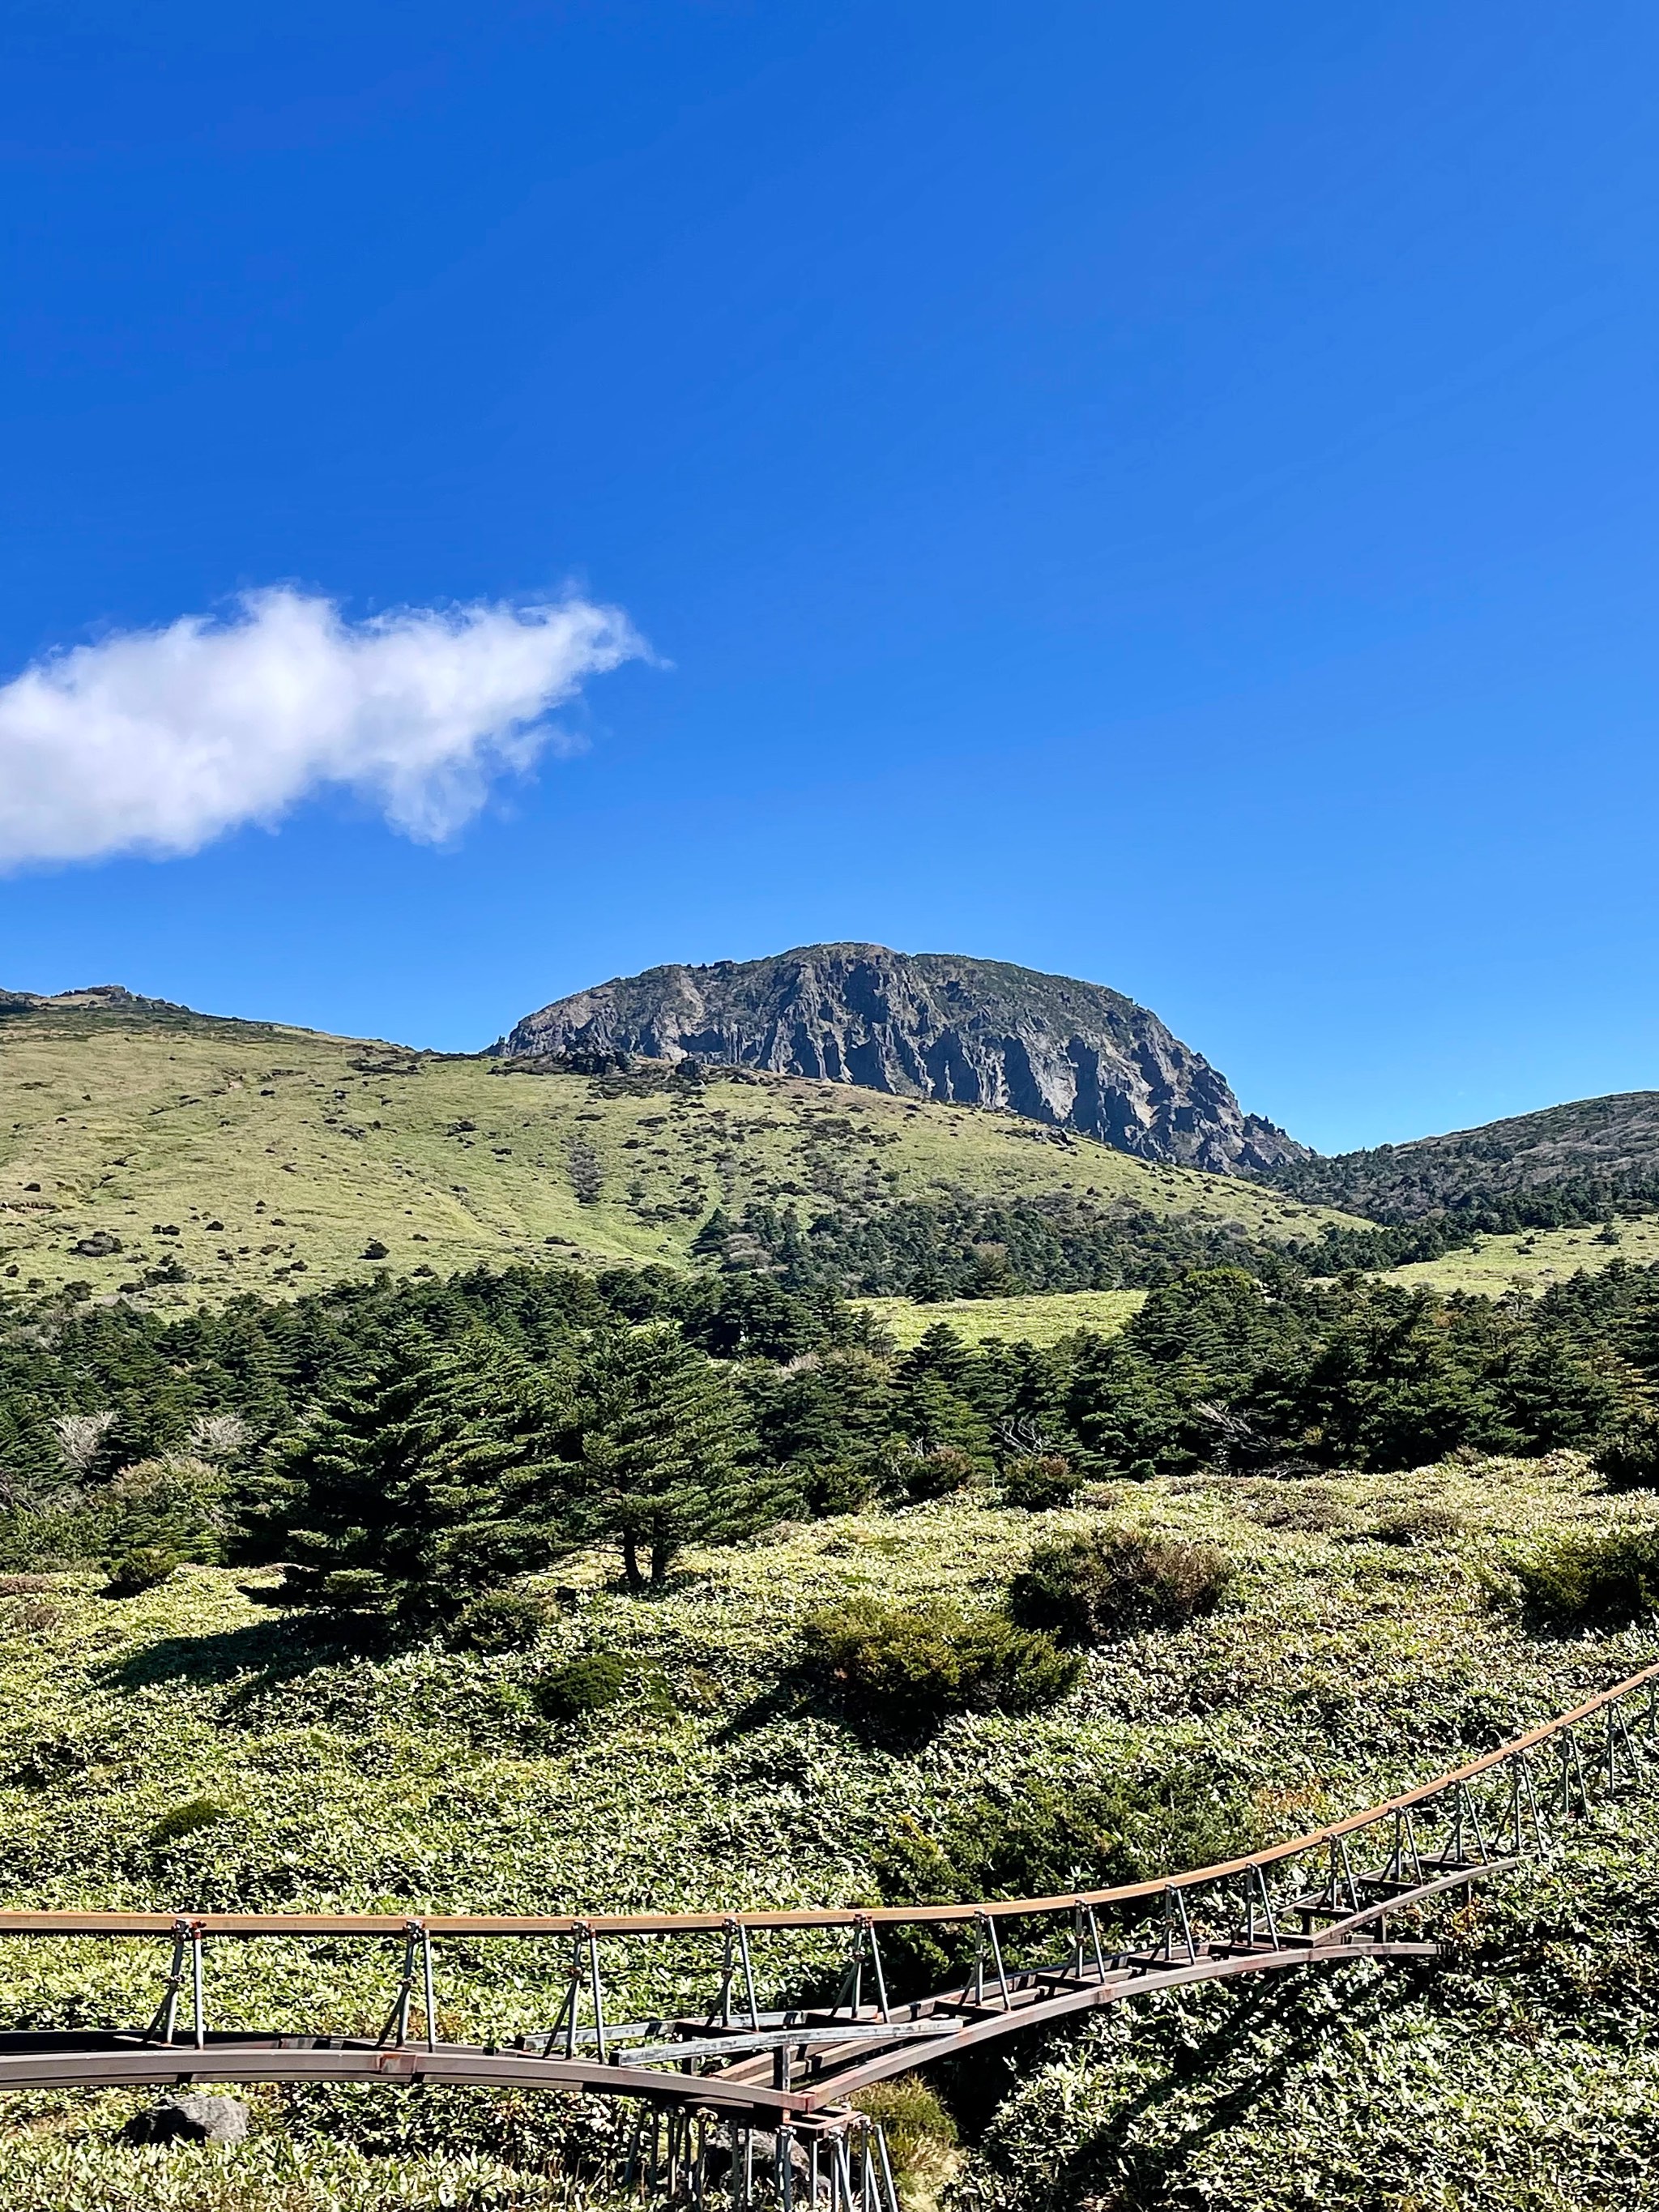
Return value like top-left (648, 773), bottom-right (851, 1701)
top-left (501, 942), bottom-right (1307, 1175)
top-left (0, 987), bottom-right (1357, 1309)
top-left (1271, 1092), bottom-right (1659, 1223)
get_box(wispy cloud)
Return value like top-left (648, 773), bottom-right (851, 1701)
top-left (0, 587), bottom-right (643, 865)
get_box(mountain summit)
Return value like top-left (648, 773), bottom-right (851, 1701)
top-left (501, 943), bottom-right (1306, 1174)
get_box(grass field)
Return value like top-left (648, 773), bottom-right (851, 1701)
top-left (0, 993), bottom-right (1362, 1308)
top-left (847, 1217), bottom-right (1659, 1353)
top-left (1377, 1213), bottom-right (1659, 1296)
top-left (0, 1455), bottom-right (1654, 2206)
top-left (857, 1287), bottom-right (1146, 1347)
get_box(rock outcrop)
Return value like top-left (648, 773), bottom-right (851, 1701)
top-left (501, 944), bottom-right (1307, 1174)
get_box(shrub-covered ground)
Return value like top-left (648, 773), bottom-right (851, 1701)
top-left (0, 1454), bottom-right (1654, 2208)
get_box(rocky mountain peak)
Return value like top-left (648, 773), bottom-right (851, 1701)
top-left (501, 942), bottom-right (1307, 1174)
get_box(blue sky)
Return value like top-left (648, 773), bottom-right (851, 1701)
top-left (1, 1), bottom-right (1656, 1153)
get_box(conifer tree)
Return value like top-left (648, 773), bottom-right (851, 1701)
top-left (237, 1333), bottom-right (582, 1631)
top-left (575, 1322), bottom-right (776, 1589)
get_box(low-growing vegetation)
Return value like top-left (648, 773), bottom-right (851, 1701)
top-left (1008, 1526), bottom-right (1233, 1643)
top-left (0, 1448), bottom-right (1649, 2205)
top-left (802, 1595), bottom-right (1081, 1742)
top-left (0, 1219), bottom-right (1657, 2203)
top-left (1504, 1523), bottom-right (1659, 1629)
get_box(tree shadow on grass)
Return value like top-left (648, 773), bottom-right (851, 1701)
top-left (710, 1668), bottom-right (818, 1744)
top-left (101, 1607), bottom-right (378, 1699)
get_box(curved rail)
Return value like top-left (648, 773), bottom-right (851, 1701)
top-left (0, 1657), bottom-right (1652, 2203)
top-left (2, 1660), bottom-right (1650, 1943)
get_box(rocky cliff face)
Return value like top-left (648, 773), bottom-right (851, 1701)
top-left (501, 944), bottom-right (1307, 1174)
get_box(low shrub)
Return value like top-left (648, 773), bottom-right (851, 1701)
top-left (1008, 1526), bottom-right (1233, 1644)
top-left (1369, 1504), bottom-right (1465, 1547)
top-left (802, 1596), bottom-right (1081, 1742)
top-left (1504, 1526), bottom-right (1659, 1629)
top-left (851, 2077), bottom-right (959, 2207)
top-left (1002, 1455), bottom-right (1082, 1511)
top-left (1594, 1411), bottom-right (1659, 1492)
top-left (898, 1448), bottom-right (983, 1503)
top-left (104, 1544), bottom-right (180, 1598)
top-left (797, 1460), bottom-right (878, 1517)
top-left (870, 1756), bottom-right (1254, 1991)
top-left (148, 1797), bottom-right (230, 1851)
top-left (531, 1652), bottom-right (674, 1723)
top-left (446, 1590), bottom-right (551, 1654)
top-left (106, 1454), bottom-right (228, 1566)
top-left (535, 1653), bottom-right (631, 1719)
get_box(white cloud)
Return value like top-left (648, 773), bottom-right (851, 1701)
top-left (0, 586), bottom-right (644, 865)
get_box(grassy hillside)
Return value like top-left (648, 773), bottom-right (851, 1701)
top-left (0, 1457), bottom-right (1655, 2206)
top-left (1374, 1211), bottom-right (1659, 1296)
top-left (0, 993), bottom-right (1359, 1309)
top-left (857, 1287), bottom-right (1145, 1348)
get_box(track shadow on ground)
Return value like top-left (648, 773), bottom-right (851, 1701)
top-left (1027, 1961), bottom-right (1435, 2207)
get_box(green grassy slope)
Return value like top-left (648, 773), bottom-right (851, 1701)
top-left (0, 993), bottom-right (1361, 1308)
top-left (857, 1287), bottom-right (1145, 1347)
top-left (0, 1458), bottom-right (1654, 2206)
top-left (1374, 1211), bottom-right (1659, 1296)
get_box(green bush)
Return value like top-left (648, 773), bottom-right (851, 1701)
top-left (446, 1590), bottom-right (551, 1654)
top-left (1369, 1503), bottom-right (1465, 1547)
top-left (802, 1595), bottom-right (1081, 1742)
top-left (532, 1652), bottom-right (633, 1721)
top-left (1505, 1526), bottom-right (1659, 1629)
top-left (1002, 1454), bottom-right (1082, 1510)
top-left (148, 1796), bottom-right (230, 1850)
top-left (898, 1446), bottom-right (983, 1502)
top-left (851, 2077), bottom-right (958, 2205)
top-left (103, 1544), bottom-right (180, 1598)
top-left (106, 1454), bottom-right (228, 1567)
top-left (1594, 1411), bottom-right (1659, 1492)
top-left (797, 1459), bottom-right (877, 1516)
top-left (1008, 1526), bottom-right (1233, 1644)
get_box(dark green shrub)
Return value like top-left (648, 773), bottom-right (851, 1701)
top-left (798, 1460), bottom-right (876, 1516)
top-left (446, 1590), bottom-right (551, 1654)
top-left (1369, 1504), bottom-right (1465, 1547)
top-left (104, 1545), bottom-right (180, 1598)
top-left (1002, 1454), bottom-right (1082, 1510)
top-left (1595, 1411), bottom-right (1659, 1492)
top-left (869, 1756), bottom-right (1253, 1992)
top-left (898, 1446), bottom-right (982, 1502)
top-left (148, 1797), bottom-right (230, 1850)
top-left (1008, 1526), bottom-right (1233, 1644)
top-left (106, 1455), bottom-right (227, 1568)
top-left (802, 1596), bottom-right (1081, 1742)
top-left (533, 1652), bottom-right (633, 1721)
top-left (1505, 1526), bottom-right (1659, 1629)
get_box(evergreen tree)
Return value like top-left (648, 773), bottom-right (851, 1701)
top-left (575, 1322), bottom-right (774, 1588)
top-left (237, 1334), bottom-right (582, 1631)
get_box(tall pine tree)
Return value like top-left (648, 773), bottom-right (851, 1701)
top-left (237, 1332), bottom-right (582, 1630)
top-left (575, 1322), bottom-right (777, 1588)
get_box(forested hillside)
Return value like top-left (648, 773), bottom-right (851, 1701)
top-left (2, 1249), bottom-right (1659, 2206)
top-left (1273, 1090), bottom-right (1659, 1224)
